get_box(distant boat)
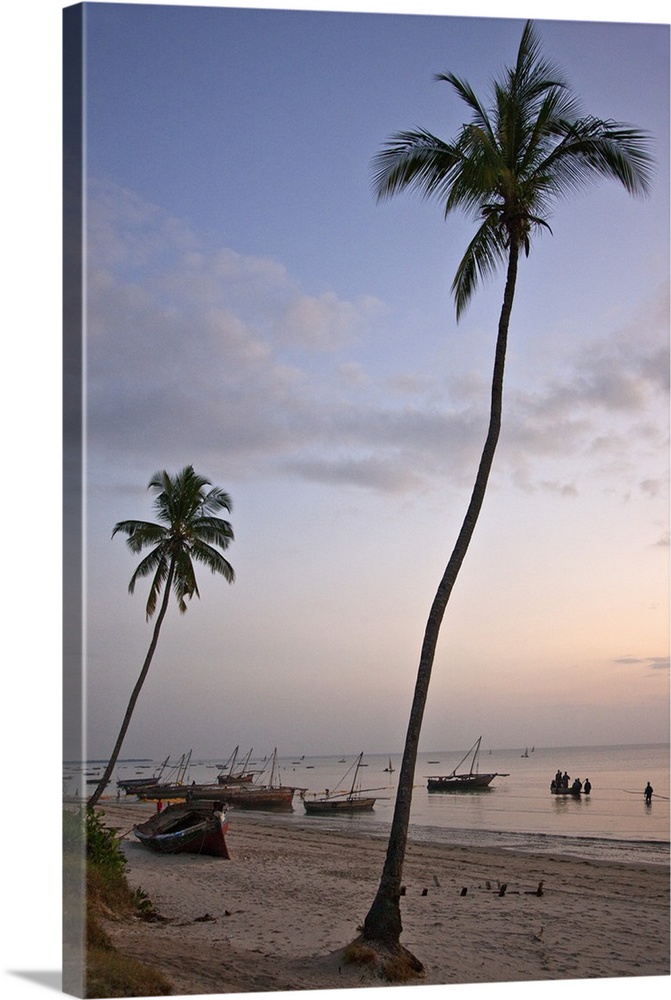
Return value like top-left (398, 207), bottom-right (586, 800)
top-left (134, 802), bottom-right (230, 857)
top-left (427, 737), bottom-right (509, 792)
top-left (302, 752), bottom-right (377, 814)
top-left (191, 784), bottom-right (298, 810)
top-left (521, 748), bottom-right (529, 758)
top-left (130, 750), bottom-right (193, 797)
top-left (216, 747), bottom-right (255, 785)
top-left (186, 748), bottom-right (304, 811)
top-left (117, 754), bottom-right (172, 794)
top-left (383, 757), bottom-right (395, 773)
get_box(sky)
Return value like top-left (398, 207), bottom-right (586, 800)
top-left (1, 1), bottom-right (668, 996)
top-left (63, 0), bottom-right (670, 763)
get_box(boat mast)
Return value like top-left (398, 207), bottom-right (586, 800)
top-left (269, 747), bottom-right (279, 788)
top-left (348, 752), bottom-right (364, 799)
top-left (450, 736), bottom-right (482, 777)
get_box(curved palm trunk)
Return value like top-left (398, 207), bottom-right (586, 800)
top-left (87, 559), bottom-right (176, 809)
top-left (362, 242), bottom-right (519, 952)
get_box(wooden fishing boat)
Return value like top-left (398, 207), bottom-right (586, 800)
top-left (551, 786), bottom-right (582, 796)
top-left (302, 752), bottom-right (377, 814)
top-left (133, 802), bottom-right (230, 857)
top-left (427, 737), bottom-right (508, 792)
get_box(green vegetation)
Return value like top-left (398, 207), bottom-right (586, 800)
top-left (65, 808), bottom-right (173, 998)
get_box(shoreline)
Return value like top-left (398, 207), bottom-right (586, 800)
top-left (78, 793), bottom-right (671, 866)
top-left (96, 800), bottom-right (669, 996)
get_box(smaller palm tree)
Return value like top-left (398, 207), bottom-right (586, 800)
top-left (87, 465), bottom-right (235, 808)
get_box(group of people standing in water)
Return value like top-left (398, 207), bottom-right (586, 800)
top-left (549, 771), bottom-right (656, 804)
top-left (550, 769), bottom-right (592, 794)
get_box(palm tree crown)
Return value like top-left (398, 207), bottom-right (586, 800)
top-left (87, 466), bottom-right (235, 809)
top-left (113, 464), bottom-right (235, 619)
top-left (371, 19), bottom-right (653, 317)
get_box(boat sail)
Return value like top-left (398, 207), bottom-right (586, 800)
top-left (427, 737), bottom-right (508, 791)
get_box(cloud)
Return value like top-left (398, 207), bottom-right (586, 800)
top-left (276, 292), bottom-right (384, 351)
top-left (281, 455), bottom-right (424, 492)
top-left (640, 478), bottom-right (667, 499)
top-left (614, 656), bottom-right (670, 671)
top-left (86, 181), bottom-right (669, 500)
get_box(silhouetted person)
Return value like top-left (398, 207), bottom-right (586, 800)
top-left (583, 778), bottom-right (591, 795)
top-left (645, 782), bottom-right (653, 805)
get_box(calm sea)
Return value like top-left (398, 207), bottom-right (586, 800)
top-left (67, 742), bottom-right (670, 866)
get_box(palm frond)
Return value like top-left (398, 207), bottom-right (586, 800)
top-left (128, 548), bottom-right (170, 619)
top-left (452, 216), bottom-right (508, 319)
top-left (127, 547), bottom-right (168, 592)
top-left (200, 486), bottom-right (234, 516)
top-left (542, 117), bottom-right (653, 197)
top-left (112, 519), bottom-right (168, 553)
top-left (189, 538), bottom-right (236, 584)
top-left (172, 548), bottom-right (199, 614)
top-left (371, 129), bottom-right (462, 203)
top-left (435, 73), bottom-right (494, 140)
top-left (191, 515), bottom-right (235, 550)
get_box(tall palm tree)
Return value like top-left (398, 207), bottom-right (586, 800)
top-left (357, 20), bottom-right (652, 973)
top-left (87, 465), bottom-right (235, 808)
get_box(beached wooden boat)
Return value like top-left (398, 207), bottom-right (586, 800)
top-left (133, 802), bottom-right (230, 857)
top-left (302, 752), bottom-right (377, 814)
top-left (427, 737), bottom-right (508, 792)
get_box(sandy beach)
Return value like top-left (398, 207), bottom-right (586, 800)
top-left (96, 801), bottom-right (669, 996)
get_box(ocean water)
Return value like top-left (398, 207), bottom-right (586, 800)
top-left (67, 742), bottom-right (669, 866)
